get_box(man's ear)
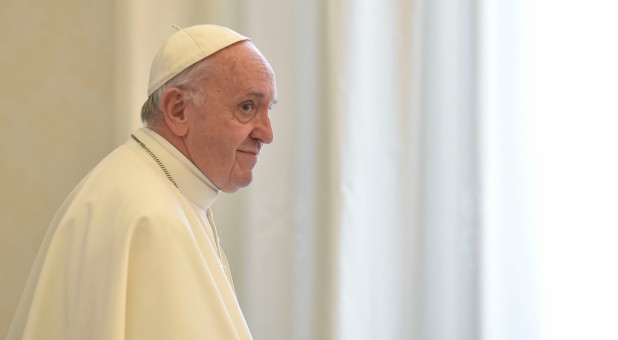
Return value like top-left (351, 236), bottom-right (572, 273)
top-left (161, 87), bottom-right (189, 137)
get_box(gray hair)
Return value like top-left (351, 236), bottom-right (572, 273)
top-left (140, 58), bottom-right (211, 125)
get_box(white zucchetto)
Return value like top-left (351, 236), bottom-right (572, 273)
top-left (147, 24), bottom-right (249, 96)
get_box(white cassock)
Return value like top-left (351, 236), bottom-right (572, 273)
top-left (6, 127), bottom-right (252, 340)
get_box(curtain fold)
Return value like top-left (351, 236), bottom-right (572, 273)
top-left (324, 1), bottom-right (420, 339)
top-left (417, 0), bottom-right (480, 339)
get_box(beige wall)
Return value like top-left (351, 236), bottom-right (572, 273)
top-left (0, 1), bottom-right (116, 337)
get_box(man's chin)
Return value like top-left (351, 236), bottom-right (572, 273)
top-left (220, 174), bottom-right (253, 193)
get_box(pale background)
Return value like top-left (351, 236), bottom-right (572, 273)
top-left (0, 0), bottom-right (116, 336)
top-left (2, 0), bottom-right (618, 340)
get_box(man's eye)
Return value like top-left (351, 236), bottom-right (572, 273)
top-left (241, 103), bottom-right (254, 112)
top-left (234, 102), bottom-right (258, 123)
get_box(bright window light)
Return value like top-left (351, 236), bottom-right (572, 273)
top-left (482, 1), bottom-right (618, 339)
top-left (523, 2), bottom-right (618, 339)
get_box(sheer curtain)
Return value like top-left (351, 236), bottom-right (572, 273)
top-left (221, 0), bottom-right (480, 339)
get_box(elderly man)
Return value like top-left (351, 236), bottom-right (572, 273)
top-left (6, 25), bottom-right (276, 340)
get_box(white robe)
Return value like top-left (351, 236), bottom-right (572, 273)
top-left (6, 128), bottom-right (252, 340)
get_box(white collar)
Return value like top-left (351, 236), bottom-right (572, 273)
top-left (130, 127), bottom-right (220, 210)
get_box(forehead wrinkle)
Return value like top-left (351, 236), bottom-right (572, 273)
top-left (198, 41), bottom-right (276, 101)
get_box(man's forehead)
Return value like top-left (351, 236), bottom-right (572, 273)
top-left (212, 48), bottom-right (275, 86)
top-left (245, 91), bottom-right (278, 103)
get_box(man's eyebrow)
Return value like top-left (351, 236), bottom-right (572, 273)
top-left (246, 92), bottom-right (278, 106)
top-left (247, 92), bottom-right (265, 98)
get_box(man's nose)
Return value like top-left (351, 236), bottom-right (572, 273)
top-left (252, 113), bottom-right (274, 144)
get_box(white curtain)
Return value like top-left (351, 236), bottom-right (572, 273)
top-left (211, 0), bottom-right (480, 339)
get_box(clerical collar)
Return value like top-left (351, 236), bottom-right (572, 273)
top-left (129, 127), bottom-right (219, 209)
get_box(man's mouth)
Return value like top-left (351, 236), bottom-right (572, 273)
top-left (238, 149), bottom-right (260, 157)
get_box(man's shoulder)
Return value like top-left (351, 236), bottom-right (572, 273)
top-left (69, 145), bottom-right (184, 213)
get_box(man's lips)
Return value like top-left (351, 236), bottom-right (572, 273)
top-left (238, 141), bottom-right (263, 157)
top-left (238, 149), bottom-right (260, 156)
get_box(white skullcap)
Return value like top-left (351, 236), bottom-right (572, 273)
top-left (147, 24), bottom-right (250, 96)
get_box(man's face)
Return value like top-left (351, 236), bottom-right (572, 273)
top-left (183, 42), bottom-right (277, 193)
